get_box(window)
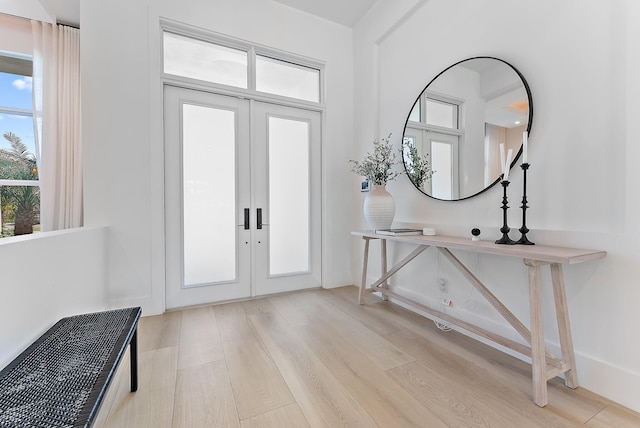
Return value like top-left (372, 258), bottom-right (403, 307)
top-left (162, 29), bottom-right (322, 104)
top-left (0, 53), bottom-right (40, 237)
top-left (163, 32), bottom-right (248, 89)
top-left (408, 100), bottom-right (420, 122)
top-left (426, 98), bottom-right (458, 129)
top-left (408, 93), bottom-right (461, 130)
top-left (256, 55), bottom-right (319, 102)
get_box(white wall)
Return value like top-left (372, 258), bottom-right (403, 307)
top-left (81, 0), bottom-right (355, 315)
top-left (353, 0), bottom-right (640, 412)
top-left (0, 13), bottom-right (33, 54)
top-left (0, 227), bottom-right (109, 367)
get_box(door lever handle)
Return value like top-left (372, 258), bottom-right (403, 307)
top-left (244, 208), bottom-right (250, 230)
top-left (257, 208), bottom-right (262, 229)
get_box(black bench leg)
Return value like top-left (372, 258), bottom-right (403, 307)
top-left (130, 328), bottom-right (138, 392)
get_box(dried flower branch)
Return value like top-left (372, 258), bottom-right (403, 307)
top-left (349, 134), bottom-right (400, 186)
top-left (402, 137), bottom-right (432, 187)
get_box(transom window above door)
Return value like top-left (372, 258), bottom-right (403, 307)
top-left (163, 32), bottom-right (248, 89)
top-left (162, 28), bottom-right (322, 103)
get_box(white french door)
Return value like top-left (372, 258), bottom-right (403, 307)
top-left (164, 86), bottom-right (321, 309)
top-left (251, 101), bottom-right (322, 296)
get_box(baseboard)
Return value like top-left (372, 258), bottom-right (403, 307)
top-left (109, 295), bottom-right (164, 316)
top-left (323, 281), bottom-right (354, 289)
top-left (575, 353), bottom-right (640, 413)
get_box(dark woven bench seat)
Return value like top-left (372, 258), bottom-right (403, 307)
top-left (0, 307), bottom-right (141, 428)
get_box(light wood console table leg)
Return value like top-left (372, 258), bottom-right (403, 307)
top-left (381, 240), bottom-right (388, 301)
top-left (551, 263), bottom-right (578, 388)
top-left (527, 261), bottom-right (548, 407)
top-left (524, 259), bottom-right (580, 406)
top-left (358, 238), bottom-right (371, 305)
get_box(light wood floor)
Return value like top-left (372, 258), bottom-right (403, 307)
top-left (94, 286), bottom-right (640, 427)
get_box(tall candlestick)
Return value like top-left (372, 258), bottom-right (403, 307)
top-left (516, 162), bottom-right (535, 245)
top-left (495, 180), bottom-right (515, 245)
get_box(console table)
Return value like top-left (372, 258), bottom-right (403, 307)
top-left (352, 231), bottom-right (606, 407)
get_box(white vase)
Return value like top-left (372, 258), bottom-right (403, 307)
top-left (364, 185), bottom-right (395, 230)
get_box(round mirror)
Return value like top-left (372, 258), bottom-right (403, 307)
top-left (402, 57), bottom-right (532, 201)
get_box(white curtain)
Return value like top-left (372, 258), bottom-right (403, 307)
top-left (31, 21), bottom-right (82, 231)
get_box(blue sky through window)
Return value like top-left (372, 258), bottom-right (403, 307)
top-left (0, 71), bottom-right (35, 154)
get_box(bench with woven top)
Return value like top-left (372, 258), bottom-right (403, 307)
top-left (0, 307), bottom-right (141, 427)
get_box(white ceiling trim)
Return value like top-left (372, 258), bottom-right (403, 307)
top-left (0, 0), bottom-right (54, 23)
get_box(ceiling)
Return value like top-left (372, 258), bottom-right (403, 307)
top-left (0, 0), bottom-right (79, 26)
top-left (39, 0), bottom-right (80, 26)
top-left (3, 0), bottom-right (376, 29)
top-left (272, 0), bottom-right (378, 27)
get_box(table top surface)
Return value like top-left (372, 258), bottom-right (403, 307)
top-left (352, 231), bottom-right (607, 265)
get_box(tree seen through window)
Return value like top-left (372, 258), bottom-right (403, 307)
top-left (0, 63), bottom-right (40, 237)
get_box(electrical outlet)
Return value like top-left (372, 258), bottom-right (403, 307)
top-left (438, 278), bottom-right (447, 292)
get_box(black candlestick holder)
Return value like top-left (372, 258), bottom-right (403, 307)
top-left (516, 163), bottom-right (535, 245)
top-left (495, 180), bottom-right (516, 245)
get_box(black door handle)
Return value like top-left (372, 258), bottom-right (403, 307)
top-left (257, 208), bottom-right (262, 229)
top-left (244, 208), bottom-right (250, 230)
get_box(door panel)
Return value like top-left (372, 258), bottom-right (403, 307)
top-left (164, 86), bottom-right (251, 308)
top-left (252, 102), bottom-right (322, 295)
top-left (267, 116), bottom-right (310, 276)
top-left (425, 131), bottom-right (460, 200)
top-left (182, 104), bottom-right (237, 285)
